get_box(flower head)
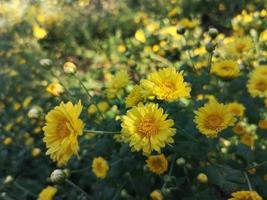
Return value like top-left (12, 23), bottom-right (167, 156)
top-left (211, 60), bottom-right (240, 78)
top-left (121, 103), bottom-right (176, 154)
top-left (43, 101), bottom-right (84, 166)
top-left (194, 99), bottom-right (236, 137)
top-left (224, 36), bottom-right (253, 58)
top-left (38, 186), bottom-right (57, 200)
top-left (46, 82), bottom-right (64, 96)
top-left (146, 154), bottom-right (168, 174)
top-left (105, 70), bottom-right (129, 99)
top-left (247, 74), bottom-right (267, 98)
top-left (140, 67), bottom-right (191, 102)
top-left (92, 157), bottom-right (109, 179)
top-left (228, 191), bottom-right (262, 200)
top-left (226, 102), bottom-right (245, 117)
top-left (125, 85), bottom-right (144, 108)
top-left (150, 190), bottom-right (163, 200)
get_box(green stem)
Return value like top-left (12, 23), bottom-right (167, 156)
top-left (74, 75), bottom-right (105, 120)
top-left (244, 172), bottom-right (253, 191)
top-left (66, 179), bottom-right (90, 199)
top-left (161, 155), bottom-right (176, 189)
top-left (13, 181), bottom-right (37, 198)
top-left (207, 52), bottom-right (213, 69)
top-left (112, 182), bottom-right (127, 200)
top-left (183, 166), bottom-right (191, 185)
top-left (183, 37), bottom-right (196, 71)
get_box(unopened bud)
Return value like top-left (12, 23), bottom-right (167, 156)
top-left (176, 157), bottom-right (186, 166)
top-left (40, 58), bottom-right (52, 69)
top-left (4, 176), bottom-right (13, 184)
top-left (50, 169), bottom-right (66, 183)
top-left (27, 106), bottom-right (42, 119)
top-left (208, 28), bottom-right (219, 39)
top-left (197, 173), bottom-right (208, 183)
top-left (176, 25), bottom-right (186, 35)
top-left (205, 41), bottom-right (216, 52)
top-left (63, 62), bottom-right (77, 74)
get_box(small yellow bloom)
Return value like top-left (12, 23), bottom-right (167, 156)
top-left (226, 102), bottom-right (245, 117)
top-left (135, 29), bottom-right (146, 43)
top-left (33, 24), bottom-right (47, 40)
top-left (247, 75), bottom-right (267, 98)
top-left (3, 137), bottom-right (12, 145)
top-left (150, 190), bottom-right (163, 200)
top-left (259, 29), bottom-right (267, 42)
top-left (258, 119), bottom-right (267, 129)
top-left (105, 71), bottom-right (129, 99)
top-left (32, 148), bottom-right (41, 157)
top-left (92, 157), bottom-right (109, 179)
top-left (43, 101), bottom-right (84, 166)
top-left (233, 122), bottom-right (246, 135)
top-left (98, 101), bottom-right (109, 112)
top-left (125, 85), bottom-right (144, 108)
top-left (194, 99), bottom-right (236, 137)
top-left (140, 67), bottom-right (191, 102)
top-left (146, 154), bottom-right (168, 175)
top-left (46, 82), bottom-right (64, 97)
top-left (240, 133), bottom-right (255, 147)
top-left (63, 61), bottom-right (77, 74)
top-left (121, 103), bottom-right (176, 154)
top-left (118, 44), bottom-right (126, 53)
top-left (224, 36), bottom-right (253, 58)
top-left (228, 191), bottom-right (262, 200)
top-left (38, 186), bottom-right (57, 200)
top-left (197, 173), bottom-right (208, 183)
top-left (211, 60), bottom-right (240, 78)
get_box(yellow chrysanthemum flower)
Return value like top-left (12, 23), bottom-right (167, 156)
top-left (46, 82), bottom-right (64, 97)
top-left (140, 67), bottom-right (191, 102)
top-left (135, 29), bottom-right (146, 43)
top-left (224, 36), bottom-right (253, 58)
top-left (258, 119), bottom-right (267, 129)
top-left (43, 101), bottom-right (84, 166)
top-left (146, 154), bottom-right (168, 175)
top-left (247, 75), bottom-right (267, 98)
top-left (38, 186), bottom-right (57, 200)
top-left (240, 133), bottom-right (255, 147)
top-left (33, 24), bottom-right (47, 40)
top-left (125, 85), bottom-right (144, 108)
top-left (194, 99), bottom-right (236, 137)
top-left (106, 70), bottom-right (129, 99)
top-left (228, 191), bottom-right (263, 200)
top-left (259, 29), bottom-right (267, 42)
top-left (226, 102), bottom-right (245, 117)
top-left (92, 157), bottom-right (109, 179)
top-left (121, 103), bottom-right (176, 154)
top-left (211, 60), bottom-right (240, 78)
top-left (150, 190), bottom-right (163, 200)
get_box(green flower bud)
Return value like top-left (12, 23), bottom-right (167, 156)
top-left (50, 169), bottom-right (66, 184)
top-left (176, 25), bottom-right (186, 35)
top-left (208, 28), bottom-right (219, 39)
top-left (205, 41), bottom-right (216, 52)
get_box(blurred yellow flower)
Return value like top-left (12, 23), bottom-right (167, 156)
top-left (258, 119), bottom-right (267, 129)
top-left (224, 36), bottom-right (253, 58)
top-left (211, 60), bottom-right (240, 78)
top-left (121, 103), bottom-right (176, 154)
top-left (106, 70), bottom-right (129, 99)
top-left (194, 99), bottom-right (236, 137)
top-left (247, 75), bottom-right (267, 98)
top-left (146, 154), bottom-right (168, 175)
top-left (92, 157), bottom-right (109, 179)
top-left (150, 190), bottom-right (163, 200)
top-left (259, 29), bottom-right (267, 42)
top-left (228, 191), bottom-right (262, 200)
top-left (43, 101), bottom-right (84, 166)
top-left (63, 61), bottom-right (77, 74)
top-left (135, 29), bottom-right (146, 43)
top-left (125, 85), bottom-right (144, 108)
top-left (178, 18), bottom-right (199, 29)
top-left (38, 186), bottom-right (57, 200)
top-left (240, 133), bottom-right (255, 147)
top-left (226, 102), bottom-right (245, 117)
top-left (140, 67), bottom-right (191, 102)
top-left (46, 82), bottom-right (64, 96)
top-left (197, 173), bottom-right (208, 183)
top-left (118, 44), bottom-right (126, 53)
top-left (3, 137), bottom-right (12, 145)
top-left (33, 24), bottom-right (47, 39)
top-left (32, 148), bottom-right (41, 157)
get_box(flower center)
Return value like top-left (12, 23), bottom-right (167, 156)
top-left (255, 81), bottom-right (267, 92)
top-left (137, 117), bottom-right (159, 138)
top-left (221, 66), bottom-right (232, 71)
top-left (57, 119), bottom-right (69, 138)
top-left (205, 114), bottom-right (223, 130)
top-left (230, 108), bottom-right (241, 116)
top-left (235, 43), bottom-right (246, 53)
top-left (161, 81), bottom-right (176, 92)
top-left (152, 158), bottom-right (163, 169)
